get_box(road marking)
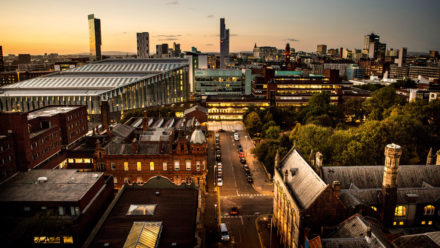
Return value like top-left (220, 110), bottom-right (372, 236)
top-left (240, 216), bottom-right (244, 225)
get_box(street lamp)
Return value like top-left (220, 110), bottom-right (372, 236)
top-left (214, 203), bottom-right (218, 224)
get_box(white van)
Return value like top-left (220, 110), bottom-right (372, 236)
top-left (220, 223), bottom-right (230, 241)
top-left (234, 132), bottom-right (239, 141)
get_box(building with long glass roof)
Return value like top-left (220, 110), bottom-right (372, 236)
top-left (0, 58), bottom-right (190, 120)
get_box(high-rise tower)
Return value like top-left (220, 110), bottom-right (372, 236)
top-left (137, 32), bottom-right (149, 58)
top-left (88, 14), bottom-right (102, 61)
top-left (220, 18), bottom-right (230, 69)
top-left (0, 45), bottom-right (4, 72)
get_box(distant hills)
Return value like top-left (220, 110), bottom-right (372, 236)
top-left (67, 51), bottom-right (137, 56)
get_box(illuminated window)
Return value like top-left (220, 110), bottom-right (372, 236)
top-left (114, 177), bottom-right (118, 184)
top-left (137, 162), bottom-right (142, 171)
top-left (174, 160), bottom-right (180, 171)
top-left (371, 206), bottom-right (377, 212)
top-left (63, 236), bottom-right (73, 244)
top-left (163, 162), bottom-right (167, 171)
top-left (424, 205), bottom-right (435, 215)
top-left (111, 162), bottom-right (116, 170)
top-left (393, 221), bottom-right (397, 226)
top-left (186, 160), bottom-right (191, 171)
top-left (399, 221), bottom-right (404, 226)
top-left (421, 221), bottom-right (426, 225)
top-left (196, 161), bottom-right (201, 171)
top-left (68, 159), bottom-right (74, 163)
top-left (395, 206), bottom-right (406, 216)
top-left (83, 158), bottom-right (91, 163)
top-left (428, 221), bottom-right (433, 225)
top-left (124, 162), bottom-right (129, 171)
top-left (150, 162), bottom-right (154, 171)
top-left (75, 158), bottom-right (83, 163)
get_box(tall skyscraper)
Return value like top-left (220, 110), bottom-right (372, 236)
top-left (317, 44), bottom-right (327, 55)
top-left (136, 32), bottom-right (149, 58)
top-left (364, 33), bottom-right (380, 50)
top-left (0, 45), bottom-right (4, 72)
top-left (88, 14), bottom-right (102, 61)
top-left (396, 47), bottom-right (407, 67)
top-left (173, 42), bottom-right (181, 57)
top-left (156, 43), bottom-right (169, 57)
top-left (220, 18), bottom-right (229, 69)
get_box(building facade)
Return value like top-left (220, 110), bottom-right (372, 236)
top-left (88, 14), bottom-right (102, 61)
top-left (94, 116), bottom-right (208, 189)
top-left (0, 59), bottom-right (190, 121)
top-left (0, 45), bottom-right (4, 72)
top-left (0, 106), bottom-right (88, 171)
top-left (136, 32), bottom-right (149, 58)
top-left (194, 69), bottom-right (251, 96)
top-left (0, 133), bottom-right (16, 182)
top-left (273, 144), bottom-right (440, 247)
top-left (316, 44), bottom-right (327, 55)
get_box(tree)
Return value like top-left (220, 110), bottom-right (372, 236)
top-left (245, 111), bottom-right (262, 136)
top-left (265, 126), bottom-right (281, 139)
top-left (362, 86), bottom-right (404, 120)
top-left (341, 98), bottom-right (366, 123)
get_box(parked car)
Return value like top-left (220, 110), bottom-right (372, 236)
top-left (217, 178), bottom-right (223, 186)
top-left (217, 173), bottom-right (222, 179)
top-left (216, 132), bottom-right (220, 138)
top-left (216, 153), bottom-right (221, 161)
top-left (244, 168), bottom-right (251, 176)
top-left (239, 152), bottom-right (245, 158)
top-left (238, 147), bottom-right (243, 153)
top-left (229, 207), bottom-right (239, 216)
top-left (234, 132), bottom-right (239, 141)
top-left (240, 157), bottom-right (247, 164)
top-left (217, 162), bottom-right (222, 168)
top-left (243, 164), bottom-right (249, 169)
top-left (217, 167), bottom-right (223, 173)
top-left (247, 176), bottom-right (253, 183)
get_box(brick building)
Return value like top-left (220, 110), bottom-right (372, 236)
top-left (0, 169), bottom-right (114, 247)
top-left (273, 144), bottom-right (440, 248)
top-left (0, 106), bottom-right (88, 171)
top-left (94, 114), bottom-right (208, 189)
top-left (0, 133), bottom-right (16, 181)
top-left (183, 105), bottom-right (208, 124)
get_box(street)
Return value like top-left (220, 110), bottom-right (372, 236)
top-left (204, 122), bottom-right (274, 248)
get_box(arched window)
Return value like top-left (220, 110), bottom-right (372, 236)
top-left (424, 205), bottom-right (435, 215)
top-left (395, 206), bottom-right (406, 217)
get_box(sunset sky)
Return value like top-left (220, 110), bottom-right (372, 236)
top-left (1, 0), bottom-right (439, 55)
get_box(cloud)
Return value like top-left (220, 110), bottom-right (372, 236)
top-left (207, 14), bottom-right (214, 18)
top-left (287, 38), bottom-right (299, 42)
top-left (166, 1), bottom-right (179, 5)
top-left (155, 34), bottom-right (182, 41)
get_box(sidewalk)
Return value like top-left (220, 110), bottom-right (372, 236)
top-left (239, 130), bottom-right (274, 196)
top-left (255, 214), bottom-right (280, 248)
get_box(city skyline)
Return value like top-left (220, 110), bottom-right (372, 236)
top-left (1, 0), bottom-right (439, 55)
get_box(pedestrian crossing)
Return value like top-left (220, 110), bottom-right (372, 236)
top-left (221, 214), bottom-right (262, 219)
top-left (221, 193), bottom-right (271, 199)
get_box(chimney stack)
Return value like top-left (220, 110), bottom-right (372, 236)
top-left (101, 100), bottom-right (110, 132)
top-left (131, 138), bottom-right (138, 154)
top-left (332, 180), bottom-right (341, 199)
top-left (380, 143), bottom-right (402, 227)
top-left (426, 147), bottom-right (433, 165)
top-left (142, 110), bottom-right (148, 131)
top-left (436, 150), bottom-right (440, 165)
top-left (315, 152), bottom-right (323, 177)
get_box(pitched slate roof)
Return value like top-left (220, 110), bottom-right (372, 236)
top-left (393, 231), bottom-right (440, 248)
top-left (278, 149), bottom-right (327, 209)
top-left (321, 165), bottom-right (440, 189)
top-left (322, 214), bottom-right (393, 248)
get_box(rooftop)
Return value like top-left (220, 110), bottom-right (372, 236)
top-left (27, 106), bottom-right (81, 120)
top-left (84, 177), bottom-right (198, 248)
top-left (0, 58), bottom-right (189, 97)
top-left (0, 169), bottom-right (104, 202)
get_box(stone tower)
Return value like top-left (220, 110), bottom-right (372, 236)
top-left (380, 143), bottom-right (402, 227)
